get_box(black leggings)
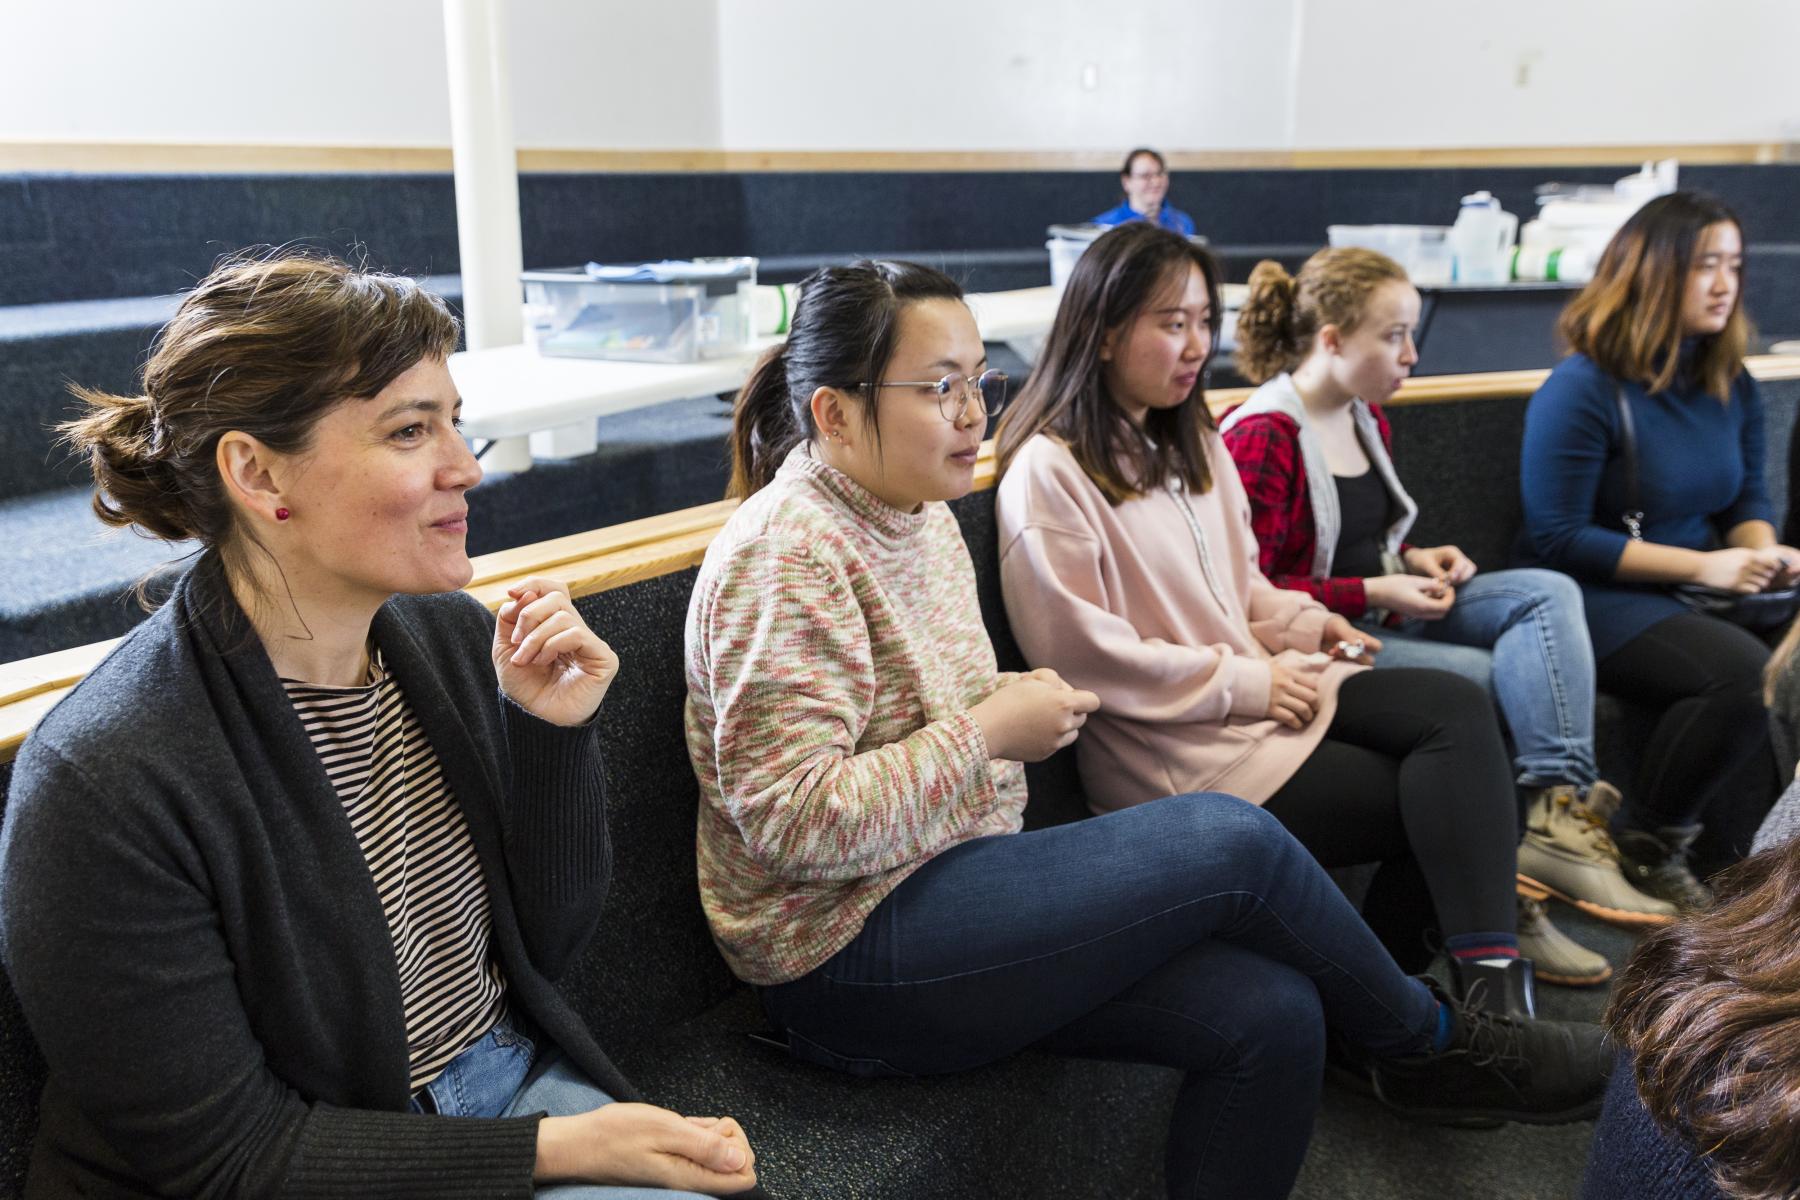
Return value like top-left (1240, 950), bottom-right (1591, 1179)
top-left (1597, 611), bottom-right (1778, 871)
top-left (1263, 668), bottom-right (1519, 974)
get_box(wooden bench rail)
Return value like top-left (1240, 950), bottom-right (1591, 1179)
top-left (5, 356), bottom-right (1800, 762)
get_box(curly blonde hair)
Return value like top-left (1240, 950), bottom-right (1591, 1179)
top-left (1234, 247), bottom-right (1410, 384)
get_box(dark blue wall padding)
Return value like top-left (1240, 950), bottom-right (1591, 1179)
top-left (5, 164), bottom-right (1798, 330)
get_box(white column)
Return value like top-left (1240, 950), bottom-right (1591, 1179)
top-left (443, 0), bottom-right (533, 472)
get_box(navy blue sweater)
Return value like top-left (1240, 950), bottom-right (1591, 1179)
top-left (1583, 1053), bottom-right (1725, 1199)
top-left (1516, 352), bottom-right (1771, 660)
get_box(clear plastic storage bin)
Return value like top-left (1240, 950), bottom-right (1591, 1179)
top-left (1047, 223), bottom-right (1209, 292)
top-left (1326, 225), bottom-right (1453, 285)
top-left (522, 258), bottom-right (757, 363)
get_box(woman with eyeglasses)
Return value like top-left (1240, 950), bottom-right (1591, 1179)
top-left (993, 222), bottom-right (1578, 1022)
top-left (1091, 147), bottom-right (1196, 237)
top-left (687, 257), bottom-right (1608, 1200)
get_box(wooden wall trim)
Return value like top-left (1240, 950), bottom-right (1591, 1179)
top-left (1, 140), bottom-right (1792, 176)
top-left (4, 354), bottom-right (1799, 761)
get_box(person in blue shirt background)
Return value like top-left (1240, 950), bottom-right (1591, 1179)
top-left (1092, 147), bottom-right (1196, 237)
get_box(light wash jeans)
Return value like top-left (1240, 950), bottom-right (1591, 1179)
top-left (412, 1017), bottom-right (715, 1199)
top-left (1358, 567), bottom-right (1599, 790)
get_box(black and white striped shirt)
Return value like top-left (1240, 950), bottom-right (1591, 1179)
top-left (284, 650), bottom-right (507, 1091)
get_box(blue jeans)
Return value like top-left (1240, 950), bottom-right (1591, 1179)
top-left (412, 1018), bottom-right (714, 1199)
top-left (761, 794), bottom-right (1439, 1200)
top-left (1361, 568), bottom-right (1600, 789)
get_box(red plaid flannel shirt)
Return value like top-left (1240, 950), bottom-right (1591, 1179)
top-left (1220, 404), bottom-right (1407, 620)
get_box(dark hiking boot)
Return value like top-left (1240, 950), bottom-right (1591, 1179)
top-left (1370, 979), bottom-right (1611, 1127)
top-left (1612, 822), bottom-right (1714, 912)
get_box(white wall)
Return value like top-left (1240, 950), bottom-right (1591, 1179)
top-left (1289, 0), bottom-right (1800, 149)
top-left (0, 0), bottom-right (722, 148)
top-left (716, 0), bottom-right (1297, 151)
top-left (0, 0), bottom-right (1794, 152)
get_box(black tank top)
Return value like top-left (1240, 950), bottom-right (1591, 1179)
top-left (1332, 470), bottom-right (1392, 579)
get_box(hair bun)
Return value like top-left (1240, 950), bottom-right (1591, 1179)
top-left (61, 387), bottom-right (195, 542)
top-left (1235, 260), bottom-right (1303, 384)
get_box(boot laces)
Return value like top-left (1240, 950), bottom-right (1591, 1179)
top-left (1453, 983), bottom-right (1530, 1072)
top-left (1556, 792), bottom-right (1620, 859)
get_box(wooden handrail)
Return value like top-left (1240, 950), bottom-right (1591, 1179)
top-left (1, 141), bottom-right (1790, 175)
top-left (5, 355), bottom-right (1800, 762)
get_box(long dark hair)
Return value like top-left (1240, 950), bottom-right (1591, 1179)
top-left (1558, 190), bottom-right (1751, 401)
top-left (995, 222), bottom-right (1221, 502)
top-left (728, 260), bottom-right (964, 498)
top-left (1607, 840), bottom-right (1800, 1198)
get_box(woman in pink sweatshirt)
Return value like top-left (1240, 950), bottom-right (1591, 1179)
top-left (684, 257), bottom-right (1606, 1199)
top-left (994, 223), bottom-right (1538, 1015)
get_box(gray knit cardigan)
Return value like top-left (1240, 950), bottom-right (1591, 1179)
top-left (0, 554), bottom-right (633, 1198)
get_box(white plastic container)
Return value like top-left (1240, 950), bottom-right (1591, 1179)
top-left (1326, 224), bottom-right (1454, 284)
top-left (1046, 223), bottom-right (1107, 291)
top-left (1511, 243), bottom-right (1599, 285)
top-left (1449, 193), bottom-right (1519, 284)
top-left (1047, 223), bottom-right (1211, 291)
top-left (1047, 238), bottom-right (1087, 290)
top-left (521, 258), bottom-right (757, 363)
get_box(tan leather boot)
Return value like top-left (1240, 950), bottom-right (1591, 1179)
top-left (1516, 782), bottom-right (1676, 927)
top-left (1516, 895), bottom-right (1611, 988)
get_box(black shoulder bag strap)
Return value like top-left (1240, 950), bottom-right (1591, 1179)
top-left (1613, 383), bottom-right (1645, 541)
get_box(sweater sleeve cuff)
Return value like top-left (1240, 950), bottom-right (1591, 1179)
top-left (1226, 656), bottom-right (1273, 719)
top-left (501, 692), bottom-right (610, 903)
top-left (290, 1108), bottom-right (541, 1197)
top-left (1325, 577), bottom-right (1368, 619)
top-left (1566, 528), bottom-right (1634, 580)
top-left (944, 708), bottom-right (997, 769)
top-left (1724, 501), bottom-right (1776, 532)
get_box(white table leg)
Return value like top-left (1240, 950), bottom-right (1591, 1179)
top-left (529, 421), bottom-right (600, 461)
top-left (480, 436), bottom-right (533, 473)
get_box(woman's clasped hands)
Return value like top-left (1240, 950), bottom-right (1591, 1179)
top-left (1694, 546), bottom-right (1800, 594)
top-left (535, 1102), bottom-right (757, 1194)
top-left (971, 667), bottom-right (1102, 762)
top-left (1363, 544), bottom-right (1477, 619)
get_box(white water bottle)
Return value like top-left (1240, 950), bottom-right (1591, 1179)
top-left (1450, 191), bottom-right (1519, 284)
top-left (751, 284), bottom-right (800, 337)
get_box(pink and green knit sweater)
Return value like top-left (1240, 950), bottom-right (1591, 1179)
top-left (685, 447), bottom-right (1026, 986)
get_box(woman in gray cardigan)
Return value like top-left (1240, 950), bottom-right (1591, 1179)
top-left (0, 254), bottom-right (759, 1198)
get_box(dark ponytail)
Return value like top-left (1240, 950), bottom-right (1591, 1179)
top-left (727, 259), bottom-right (965, 498)
top-left (729, 346), bottom-right (801, 500)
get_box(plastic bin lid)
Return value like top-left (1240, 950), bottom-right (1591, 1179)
top-left (1046, 223), bottom-right (1209, 247)
top-left (522, 257), bottom-right (757, 286)
top-left (1047, 222), bottom-right (1110, 243)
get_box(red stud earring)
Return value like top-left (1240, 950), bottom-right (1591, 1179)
top-left (275, 507), bottom-right (291, 521)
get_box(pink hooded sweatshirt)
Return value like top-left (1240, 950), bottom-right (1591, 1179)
top-left (995, 431), bottom-right (1366, 813)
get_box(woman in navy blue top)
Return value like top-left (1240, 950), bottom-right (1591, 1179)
top-left (1519, 191), bottom-right (1794, 910)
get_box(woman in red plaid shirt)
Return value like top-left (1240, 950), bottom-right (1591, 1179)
top-left (1221, 248), bottom-right (1675, 978)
